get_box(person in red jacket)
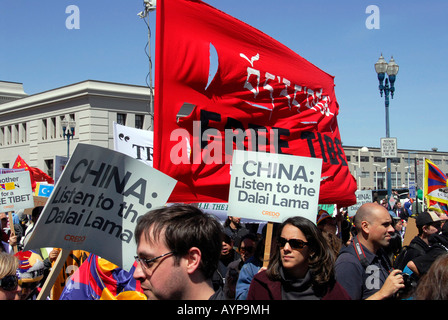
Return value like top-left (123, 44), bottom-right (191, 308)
top-left (247, 216), bottom-right (350, 300)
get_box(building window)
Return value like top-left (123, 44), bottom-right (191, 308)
top-left (375, 171), bottom-right (386, 189)
top-left (12, 124), bottom-right (19, 144)
top-left (21, 123), bottom-right (27, 143)
top-left (6, 126), bottom-right (11, 145)
top-left (373, 156), bottom-right (385, 163)
top-left (391, 172), bottom-right (402, 188)
top-left (45, 159), bottom-right (54, 178)
top-left (355, 156), bottom-right (370, 162)
top-left (135, 114), bottom-right (144, 129)
top-left (360, 171), bottom-right (370, 178)
top-left (51, 117), bottom-right (56, 139)
top-left (117, 113), bottom-right (127, 126)
top-left (59, 116), bottom-right (65, 138)
top-left (42, 119), bottom-right (48, 140)
top-left (405, 172), bottom-right (415, 185)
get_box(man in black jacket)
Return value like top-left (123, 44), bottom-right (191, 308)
top-left (407, 216), bottom-right (448, 277)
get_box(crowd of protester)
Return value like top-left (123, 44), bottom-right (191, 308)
top-left (1, 191), bottom-right (448, 301)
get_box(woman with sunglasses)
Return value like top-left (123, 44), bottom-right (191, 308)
top-left (0, 252), bottom-right (21, 300)
top-left (246, 216), bottom-right (350, 300)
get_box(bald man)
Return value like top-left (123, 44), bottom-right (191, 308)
top-left (335, 203), bottom-right (405, 300)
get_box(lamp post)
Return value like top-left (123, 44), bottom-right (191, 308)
top-left (358, 146), bottom-right (369, 190)
top-left (375, 54), bottom-right (399, 206)
top-left (373, 164), bottom-right (381, 189)
top-left (61, 120), bottom-right (76, 158)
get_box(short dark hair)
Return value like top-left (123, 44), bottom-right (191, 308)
top-left (135, 204), bottom-right (223, 279)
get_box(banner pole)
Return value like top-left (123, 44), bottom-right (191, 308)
top-left (263, 222), bottom-right (273, 268)
top-left (7, 212), bottom-right (17, 254)
top-left (36, 249), bottom-right (70, 300)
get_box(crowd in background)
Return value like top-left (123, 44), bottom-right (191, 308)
top-left (1, 190), bottom-right (448, 300)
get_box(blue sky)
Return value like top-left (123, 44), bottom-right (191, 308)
top-left (1, 0), bottom-right (447, 151)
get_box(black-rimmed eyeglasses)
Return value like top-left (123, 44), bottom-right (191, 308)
top-left (135, 251), bottom-right (175, 270)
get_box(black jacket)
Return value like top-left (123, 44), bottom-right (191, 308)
top-left (412, 233), bottom-right (448, 275)
top-left (393, 235), bottom-right (429, 270)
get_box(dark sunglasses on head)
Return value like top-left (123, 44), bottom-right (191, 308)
top-left (0, 275), bottom-right (19, 291)
top-left (277, 237), bottom-right (309, 250)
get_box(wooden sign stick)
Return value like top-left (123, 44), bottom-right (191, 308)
top-left (263, 222), bottom-right (273, 268)
top-left (7, 212), bottom-right (17, 254)
top-left (37, 249), bottom-right (70, 300)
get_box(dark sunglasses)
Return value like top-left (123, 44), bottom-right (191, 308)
top-left (431, 221), bottom-right (442, 230)
top-left (277, 237), bottom-right (309, 250)
top-left (0, 275), bottom-right (19, 291)
top-left (239, 246), bottom-right (254, 254)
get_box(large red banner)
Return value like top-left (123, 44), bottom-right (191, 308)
top-left (154, 0), bottom-right (357, 206)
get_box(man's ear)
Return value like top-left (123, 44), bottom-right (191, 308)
top-left (360, 220), bottom-right (370, 234)
top-left (185, 247), bottom-right (202, 274)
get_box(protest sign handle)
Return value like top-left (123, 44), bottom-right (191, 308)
top-left (263, 222), bottom-right (273, 268)
top-left (7, 212), bottom-right (17, 254)
top-left (37, 249), bottom-right (70, 300)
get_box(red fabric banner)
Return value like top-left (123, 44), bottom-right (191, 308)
top-left (12, 155), bottom-right (54, 191)
top-left (154, 0), bottom-right (356, 206)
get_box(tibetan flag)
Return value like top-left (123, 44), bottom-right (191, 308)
top-left (424, 159), bottom-right (448, 204)
top-left (59, 254), bottom-right (146, 300)
top-left (51, 250), bottom-right (90, 300)
top-left (153, 0), bottom-right (356, 206)
top-left (428, 199), bottom-right (448, 216)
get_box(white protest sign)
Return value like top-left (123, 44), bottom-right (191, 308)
top-left (197, 203), bottom-right (228, 222)
top-left (228, 150), bottom-right (322, 224)
top-left (53, 155), bottom-right (68, 184)
top-left (0, 171), bottom-right (34, 212)
top-left (347, 190), bottom-right (373, 217)
top-left (196, 202), bottom-right (264, 224)
top-left (113, 122), bottom-right (154, 167)
top-left (24, 143), bottom-right (177, 270)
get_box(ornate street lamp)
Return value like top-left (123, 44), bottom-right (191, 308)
top-left (375, 54), bottom-right (399, 205)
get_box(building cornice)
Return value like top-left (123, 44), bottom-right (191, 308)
top-left (0, 80), bottom-right (151, 116)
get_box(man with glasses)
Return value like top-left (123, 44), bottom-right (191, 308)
top-left (133, 204), bottom-right (224, 300)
